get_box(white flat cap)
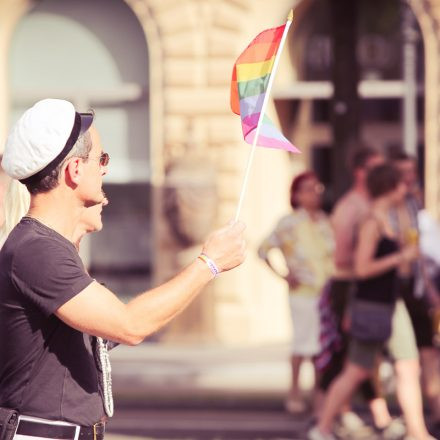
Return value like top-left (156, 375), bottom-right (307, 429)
top-left (2, 98), bottom-right (94, 184)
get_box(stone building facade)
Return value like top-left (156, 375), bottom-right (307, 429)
top-left (0, 0), bottom-right (439, 345)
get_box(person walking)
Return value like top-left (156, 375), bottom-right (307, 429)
top-left (390, 151), bottom-right (440, 436)
top-left (309, 163), bottom-right (434, 440)
top-left (259, 171), bottom-right (334, 414)
top-left (0, 99), bottom-right (246, 440)
top-left (317, 147), bottom-right (401, 437)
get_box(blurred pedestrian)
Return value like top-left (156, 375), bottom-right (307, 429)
top-left (0, 178), bottom-right (118, 418)
top-left (0, 179), bottom-right (30, 248)
top-left (0, 157), bottom-right (9, 227)
top-left (259, 171), bottom-right (334, 414)
top-left (317, 146), bottom-right (401, 436)
top-left (390, 151), bottom-right (440, 434)
top-left (309, 163), bottom-right (434, 440)
top-left (0, 99), bottom-right (246, 439)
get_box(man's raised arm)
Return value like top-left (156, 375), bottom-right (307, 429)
top-left (56, 221), bottom-right (246, 345)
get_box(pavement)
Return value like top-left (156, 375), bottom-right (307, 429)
top-left (105, 342), bottom-right (407, 439)
top-left (110, 342), bottom-right (303, 408)
top-left (107, 342), bottom-right (315, 439)
top-left (106, 408), bottom-right (312, 439)
top-left (106, 342), bottom-right (440, 439)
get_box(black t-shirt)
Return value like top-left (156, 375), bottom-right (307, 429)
top-left (0, 217), bottom-right (104, 426)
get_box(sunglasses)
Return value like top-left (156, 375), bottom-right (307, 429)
top-left (99, 152), bottom-right (110, 167)
top-left (86, 152), bottom-right (110, 167)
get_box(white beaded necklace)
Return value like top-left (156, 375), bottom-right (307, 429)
top-left (96, 337), bottom-right (114, 417)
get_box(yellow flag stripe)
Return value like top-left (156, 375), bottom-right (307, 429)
top-left (236, 56), bottom-right (276, 82)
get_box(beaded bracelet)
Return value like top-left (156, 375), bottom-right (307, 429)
top-left (198, 253), bottom-right (220, 278)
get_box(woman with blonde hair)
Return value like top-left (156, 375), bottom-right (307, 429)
top-left (0, 179), bottom-right (30, 247)
top-left (0, 179), bottom-right (107, 249)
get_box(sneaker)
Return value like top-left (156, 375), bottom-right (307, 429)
top-left (339, 411), bottom-right (366, 430)
top-left (308, 426), bottom-right (337, 440)
top-left (376, 417), bottom-right (406, 439)
top-left (335, 411), bottom-right (376, 439)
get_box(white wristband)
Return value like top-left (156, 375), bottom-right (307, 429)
top-left (198, 253), bottom-right (220, 278)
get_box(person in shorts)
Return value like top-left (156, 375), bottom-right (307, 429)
top-left (309, 164), bottom-right (433, 440)
top-left (390, 151), bottom-right (440, 434)
top-left (317, 147), bottom-right (398, 435)
top-left (259, 171), bottom-right (334, 414)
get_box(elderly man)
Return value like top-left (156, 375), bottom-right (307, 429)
top-left (0, 99), bottom-right (246, 440)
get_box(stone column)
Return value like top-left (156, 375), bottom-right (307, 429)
top-left (410, 0), bottom-right (440, 217)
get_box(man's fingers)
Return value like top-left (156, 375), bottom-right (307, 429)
top-left (228, 220), bottom-right (246, 234)
top-left (213, 220), bottom-right (246, 239)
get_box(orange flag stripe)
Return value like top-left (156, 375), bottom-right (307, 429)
top-left (236, 40), bottom-right (281, 65)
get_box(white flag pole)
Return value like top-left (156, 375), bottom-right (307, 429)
top-left (234, 10), bottom-right (294, 222)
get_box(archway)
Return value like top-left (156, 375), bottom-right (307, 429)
top-left (9, 0), bottom-right (152, 297)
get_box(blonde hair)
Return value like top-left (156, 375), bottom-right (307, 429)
top-left (0, 179), bottom-right (30, 247)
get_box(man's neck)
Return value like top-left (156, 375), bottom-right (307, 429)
top-left (27, 190), bottom-right (84, 242)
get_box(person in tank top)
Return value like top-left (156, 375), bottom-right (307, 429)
top-left (309, 164), bottom-right (434, 440)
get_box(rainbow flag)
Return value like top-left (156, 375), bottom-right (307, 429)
top-left (230, 25), bottom-right (299, 153)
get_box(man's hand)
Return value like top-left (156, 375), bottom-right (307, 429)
top-left (201, 221), bottom-right (246, 272)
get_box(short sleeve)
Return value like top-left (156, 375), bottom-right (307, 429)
top-left (11, 237), bottom-right (93, 316)
top-left (258, 215), bottom-right (292, 260)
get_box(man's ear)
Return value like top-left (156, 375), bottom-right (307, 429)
top-left (64, 157), bottom-right (83, 186)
